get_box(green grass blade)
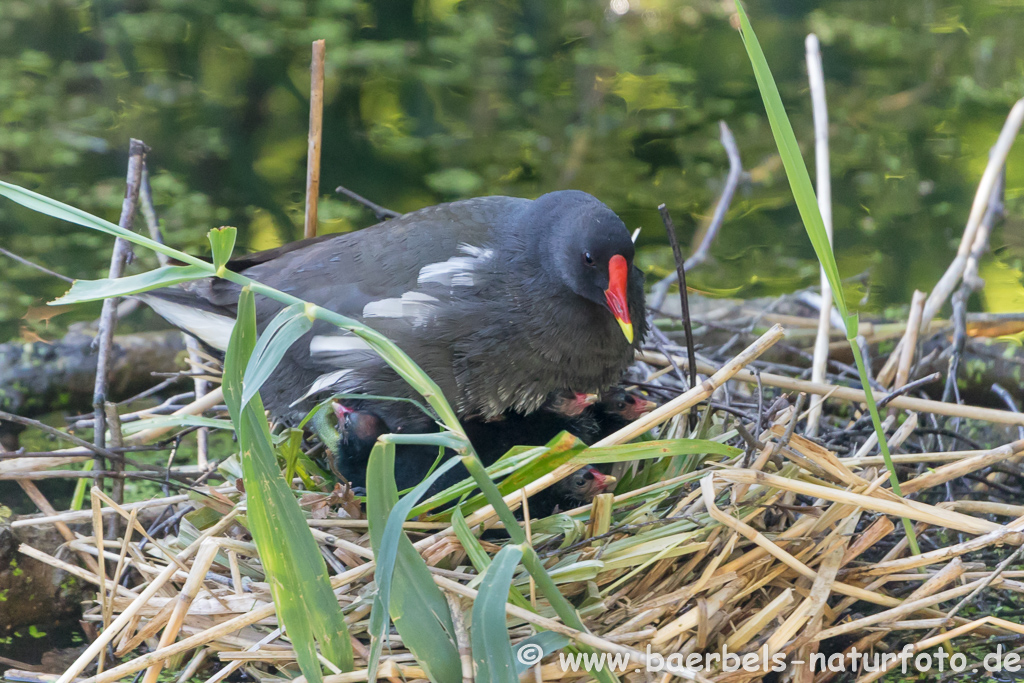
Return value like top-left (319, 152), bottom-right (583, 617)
top-left (366, 441), bottom-right (461, 683)
top-left (733, 1), bottom-right (919, 554)
top-left (241, 303), bottom-right (312, 406)
top-left (472, 545), bottom-right (524, 683)
top-left (208, 226), bottom-right (237, 271)
top-left (0, 179), bottom-right (209, 268)
top-left (452, 507), bottom-right (534, 611)
top-left (571, 439), bottom-right (741, 465)
top-left (50, 265), bottom-right (210, 305)
top-left (732, 2), bottom-right (847, 322)
top-left (224, 288), bottom-right (353, 683)
top-left (513, 632), bottom-right (571, 676)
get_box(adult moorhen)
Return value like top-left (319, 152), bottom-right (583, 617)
top-left (141, 191), bottom-right (647, 429)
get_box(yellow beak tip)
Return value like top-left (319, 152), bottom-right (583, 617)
top-left (617, 319), bottom-right (634, 344)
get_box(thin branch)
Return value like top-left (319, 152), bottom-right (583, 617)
top-left (92, 139), bottom-right (148, 492)
top-left (0, 246), bottom-right (73, 283)
top-left (138, 163), bottom-right (169, 267)
top-left (657, 204), bottom-right (698, 404)
top-left (649, 120), bottom-right (742, 309)
top-left (335, 185), bottom-right (401, 220)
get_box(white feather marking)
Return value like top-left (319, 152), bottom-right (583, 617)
top-left (309, 334), bottom-right (372, 356)
top-left (631, 227), bottom-right (641, 243)
top-left (291, 369), bottom-right (353, 406)
top-left (417, 243), bottom-right (493, 288)
top-left (140, 296), bottom-right (235, 352)
top-left (362, 291), bottom-right (438, 324)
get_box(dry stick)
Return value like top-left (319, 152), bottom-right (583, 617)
top-left (54, 508), bottom-right (241, 683)
top-left (184, 336), bottom-right (211, 469)
top-left (717, 469), bottom-right (1001, 535)
top-left (142, 538), bottom-right (221, 683)
top-left (104, 402), bottom-right (125, 538)
top-left (658, 204), bottom-right (698, 399)
top-left (878, 97), bottom-right (1024, 385)
top-left (304, 39), bottom-right (326, 240)
top-left (16, 478), bottom-right (102, 575)
top-left (891, 291), bottom-right (926, 399)
top-left (138, 163), bottom-right (169, 267)
top-left (637, 350), bottom-right (1024, 426)
top-left (649, 120), bottom-right (741, 309)
top-left (900, 439), bottom-right (1024, 494)
top-left (140, 165), bottom-right (211, 468)
top-left (804, 33), bottom-right (833, 439)
top-left (92, 139), bottom-right (148, 494)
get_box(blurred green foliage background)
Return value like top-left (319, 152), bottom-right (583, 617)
top-left (2, 0), bottom-right (1024, 342)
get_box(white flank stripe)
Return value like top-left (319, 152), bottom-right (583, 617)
top-left (309, 334), bottom-right (373, 356)
top-left (362, 291), bottom-right (438, 324)
top-left (140, 296), bottom-right (235, 352)
top-left (416, 243), bottom-right (493, 288)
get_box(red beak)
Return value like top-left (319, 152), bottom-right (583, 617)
top-left (589, 468), bottom-right (615, 492)
top-left (604, 254), bottom-right (633, 343)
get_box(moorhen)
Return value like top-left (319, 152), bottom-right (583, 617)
top-left (140, 191), bottom-right (647, 428)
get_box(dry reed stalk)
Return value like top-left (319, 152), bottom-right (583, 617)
top-left (716, 469), bottom-right (1002, 535)
top-left (304, 39), bottom-right (326, 239)
top-left (142, 538), bottom-right (221, 683)
top-left (804, 33), bottom-right (833, 440)
top-left (940, 500), bottom-right (1024, 517)
top-left (900, 439), bottom-right (1024, 494)
top-left (878, 97), bottom-right (1024, 385)
top-left (55, 508), bottom-right (241, 683)
top-left (890, 290), bottom-right (926, 394)
top-left (10, 486), bottom-right (236, 527)
top-left (843, 449), bottom-right (989, 467)
top-left (768, 428), bottom-right (866, 487)
top-left (723, 588), bottom-right (794, 651)
top-left (16, 478), bottom-right (102, 574)
top-left (639, 350), bottom-right (1024, 426)
top-left (839, 516), bottom-right (894, 566)
top-left (17, 543), bottom-right (138, 599)
top-left (814, 576), bottom-right (1002, 642)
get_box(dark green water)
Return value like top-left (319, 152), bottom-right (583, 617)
top-left (2, 0), bottom-right (1024, 343)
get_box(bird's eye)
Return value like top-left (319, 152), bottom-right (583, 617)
top-left (583, 252), bottom-right (594, 266)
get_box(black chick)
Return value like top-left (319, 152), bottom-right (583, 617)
top-left (592, 388), bottom-right (658, 441)
top-left (527, 465), bottom-right (615, 517)
top-left (320, 397), bottom-right (614, 516)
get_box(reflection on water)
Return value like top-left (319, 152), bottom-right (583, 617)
top-left (1, 0), bottom-right (1024, 342)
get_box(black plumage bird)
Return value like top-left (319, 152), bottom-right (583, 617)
top-left (141, 191), bottom-right (647, 430)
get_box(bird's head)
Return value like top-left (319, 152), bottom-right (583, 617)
top-left (545, 390), bottom-right (598, 417)
top-left (599, 388), bottom-right (658, 421)
top-left (554, 465), bottom-right (616, 508)
top-left (531, 191), bottom-right (642, 344)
